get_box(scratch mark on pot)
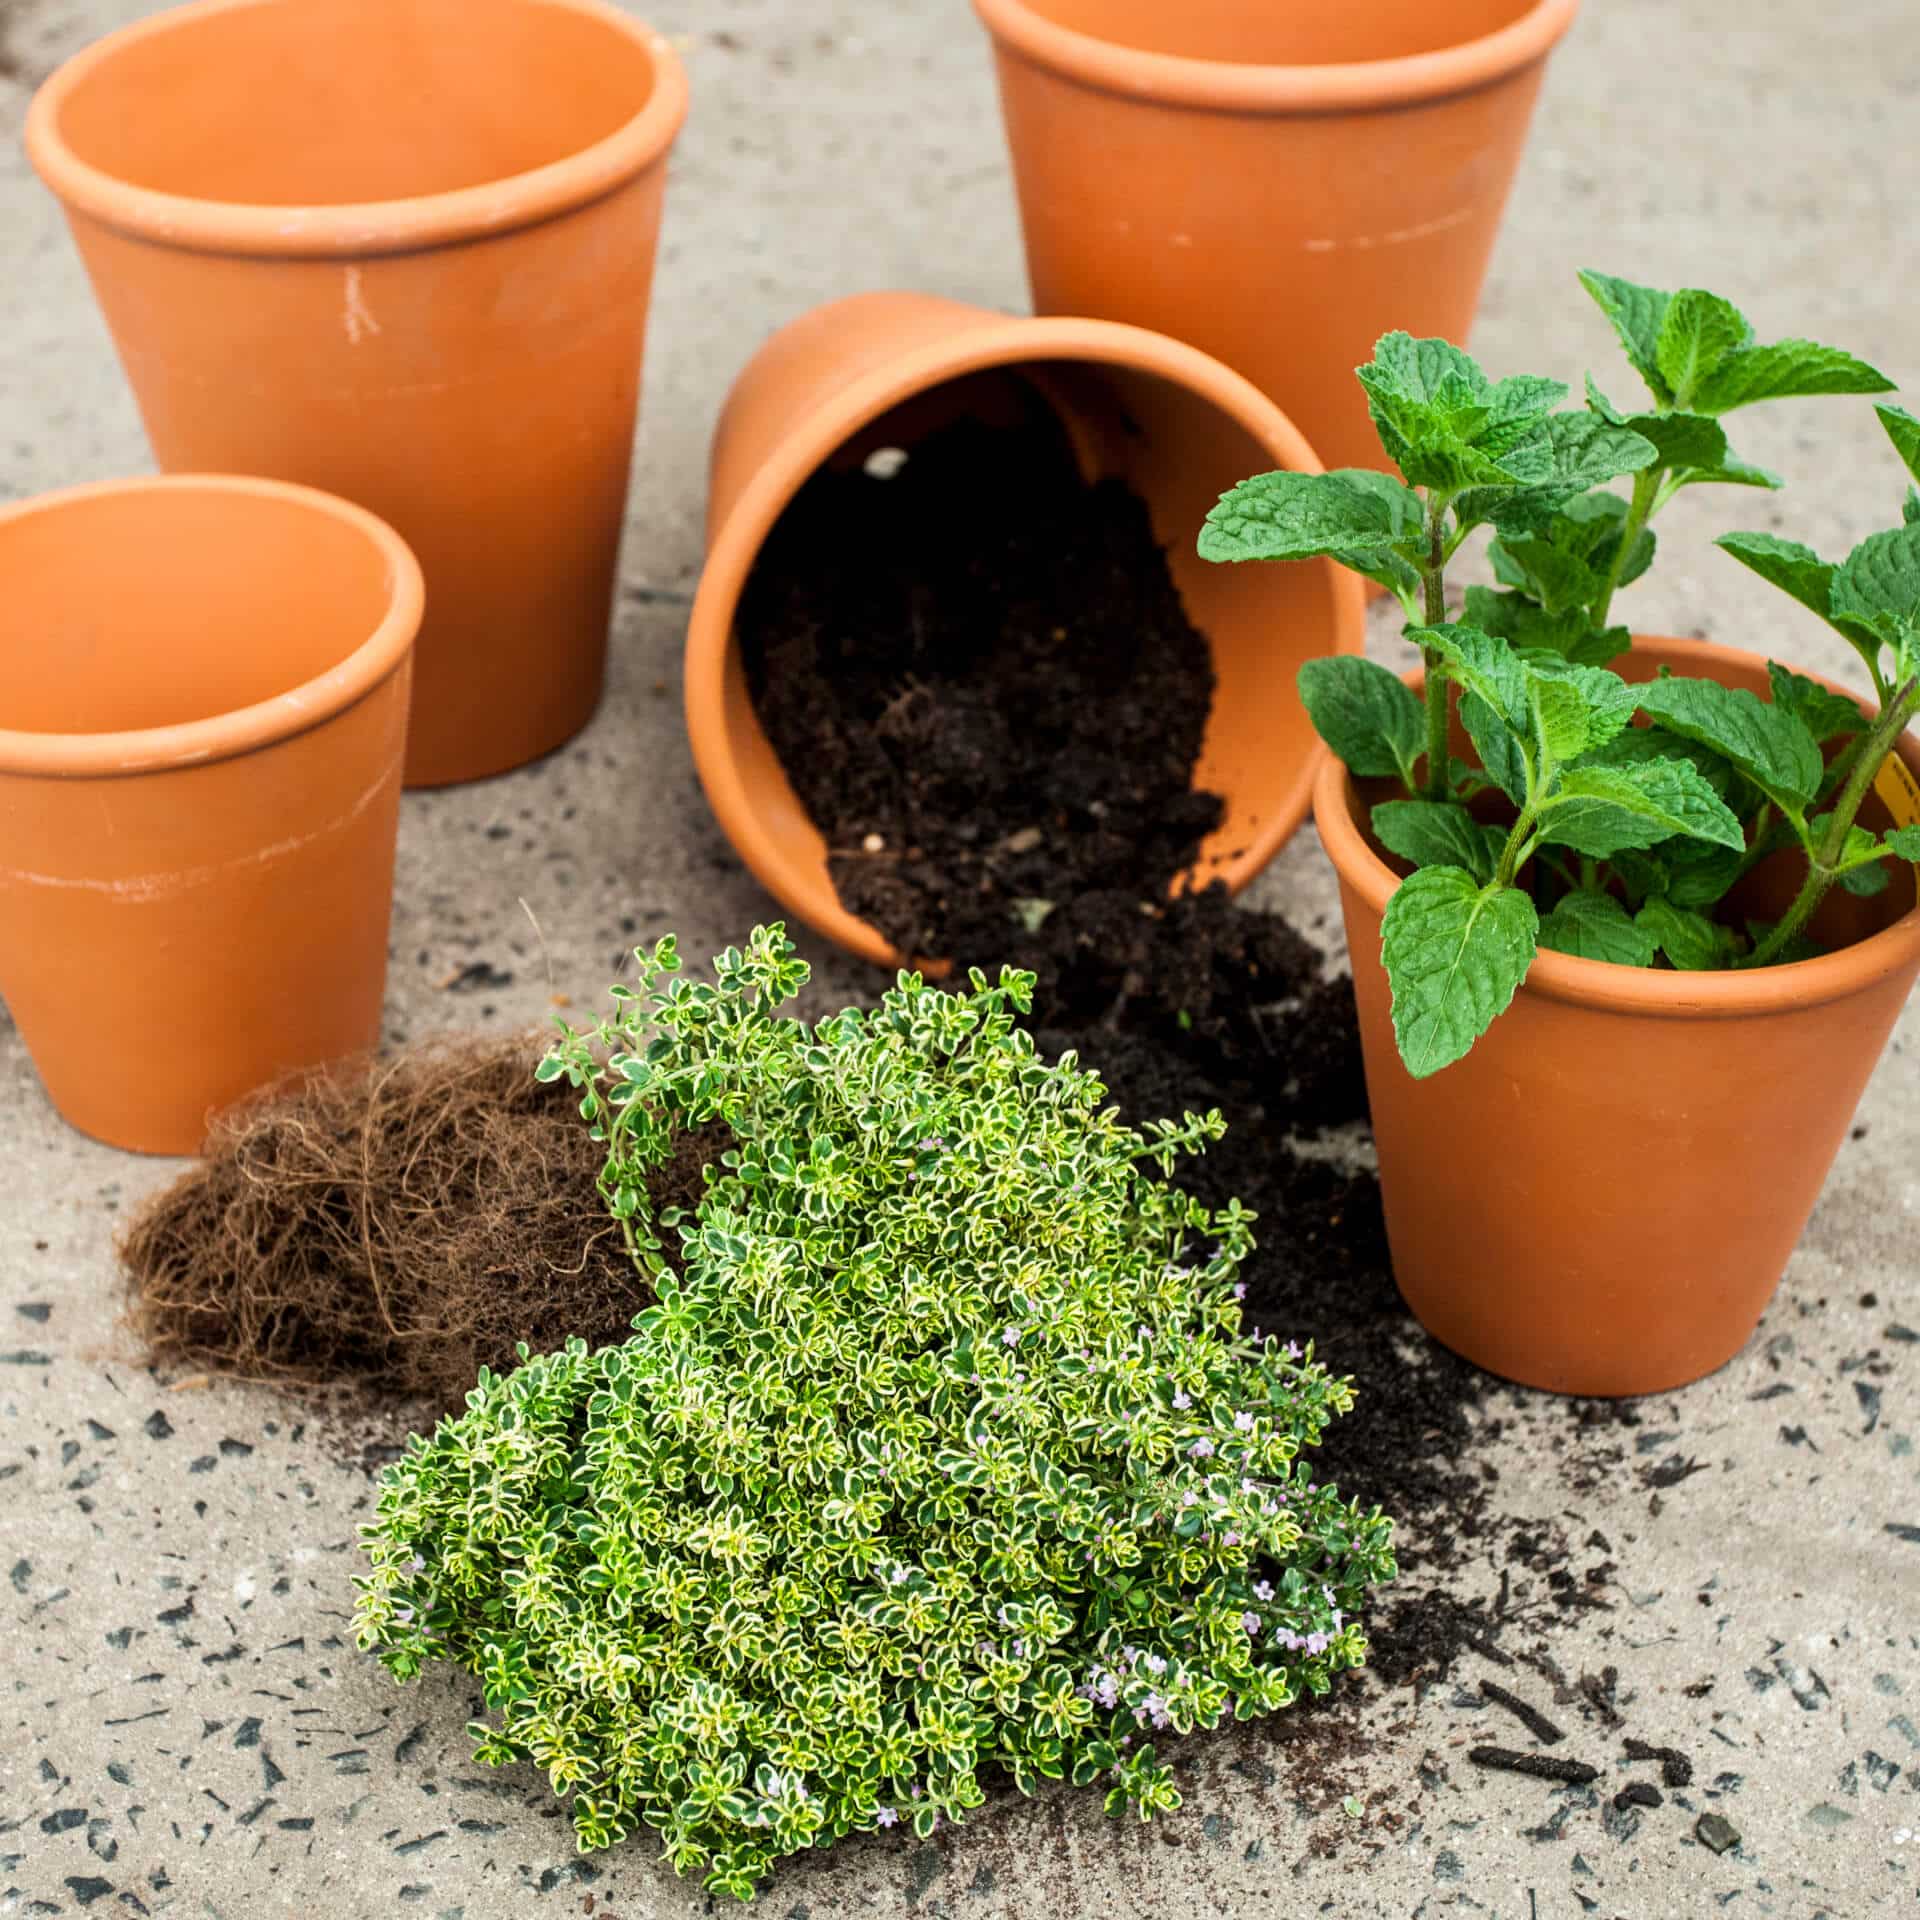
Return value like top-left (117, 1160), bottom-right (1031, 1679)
top-left (343, 267), bottom-right (382, 346)
top-left (1303, 207), bottom-right (1477, 254)
top-left (3, 768), bottom-right (395, 900)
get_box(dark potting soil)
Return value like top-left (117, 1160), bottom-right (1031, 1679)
top-left (738, 416), bottom-right (1567, 1696)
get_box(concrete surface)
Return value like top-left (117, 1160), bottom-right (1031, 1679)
top-left (3, 0), bottom-right (1919, 1914)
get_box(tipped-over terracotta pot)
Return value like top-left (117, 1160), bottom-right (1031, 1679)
top-left (973, 0), bottom-right (1580, 481)
top-left (26, 0), bottom-right (686, 788)
top-left (1317, 636), bottom-right (1920, 1398)
top-left (687, 291), bottom-right (1366, 968)
top-left (0, 476), bottom-right (422, 1154)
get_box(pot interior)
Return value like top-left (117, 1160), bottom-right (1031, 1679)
top-left (51, 0), bottom-right (663, 206)
top-left (723, 359), bottom-right (1344, 908)
top-left (1013, 0), bottom-right (1539, 67)
top-left (0, 487), bottom-right (401, 737)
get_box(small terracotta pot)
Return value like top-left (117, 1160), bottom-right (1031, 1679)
top-left (973, 0), bottom-right (1580, 481)
top-left (25, 0), bottom-right (686, 788)
top-left (687, 291), bottom-right (1367, 968)
top-left (1316, 636), bottom-right (1920, 1397)
top-left (0, 475), bottom-right (422, 1154)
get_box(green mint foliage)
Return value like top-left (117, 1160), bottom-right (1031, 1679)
top-left (1887, 825), bottom-right (1920, 860)
top-left (1633, 678), bottom-right (1824, 815)
top-left (1380, 870), bottom-right (1538, 1079)
top-left (354, 930), bottom-right (1396, 1898)
top-left (1370, 801), bottom-right (1497, 882)
top-left (1294, 657), bottom-right (1426, 787)
top-left (1535, 760), bottom-right (1745, 859)
top-left (1637, 898), bottom-right (1741, 971)
top-left (1203, 274), bottom-right (1917, 1074)
top-left (1197, 469), bottom-right (1422, 601)
top-left (1538, 889), bottom-right (1658, 967)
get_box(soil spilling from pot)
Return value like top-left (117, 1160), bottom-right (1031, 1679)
top-left (120, 1036), bottom-right (726, 1415)
top-left (739, 418), bottom-right (1618, 1696)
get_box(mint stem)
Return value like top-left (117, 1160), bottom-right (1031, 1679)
top-left (1421, 494), bottom-right (1452, 801)
top-left (1745, 675), bottom-right (1920, 968)
top-left (1591, 466), bottom-right (1661, 632)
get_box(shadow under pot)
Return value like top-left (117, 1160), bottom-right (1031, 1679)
top-left (972, 0), bottom-right (1581, 483)
top-left (0, 476), bottom-right (422, 1155)
top-left (25, 0), bottom-right (687, 788)
top-left (1316, 635), bottom-right (1920, 1399)
top-left (684, 291), bottom-right (1367, 970)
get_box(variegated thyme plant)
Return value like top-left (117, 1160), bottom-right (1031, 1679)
top-left (353, 926), bottom-right (1395, 1900)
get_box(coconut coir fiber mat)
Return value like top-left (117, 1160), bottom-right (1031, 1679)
top-left (120, 1036), bottom-right (722, 1415)
top-left (740, 417), bottom-right (1534, 1689)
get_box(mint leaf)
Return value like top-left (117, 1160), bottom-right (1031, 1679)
top-left (1637, 898), bottom-right (1739, 971)
top-left (1296, 656), bottom-right (1426, 786)
top-left (1371, 800), bottom-right (1496, 881)
top-left (1526, 660), bottom-right (1638, 761)
top-left (1716, 531), bottom-right (1836, 621)
top-left (1689, 454), bottom-right (1787, 491)
top-left (1414, 622), bottom-right (1528, 726)
top-left (1879, 403), bottom-right (1920, 489)
top-left (1888, 825), bottom-right (1920, 860)
top-left (1583, 723), bottom-right (1736, 798)
top-left (1358, 335), bottom-right (1559, 492)
top-left (1460, 691), bottom-right (1528, 806)
top-left (1580, 270), bottom-right (1673, 404)
top-left (1536, 758), bottom-right (1747, 857)
top-left (1538, 889), bottom-right (1658, 967)
top-left (1766, 662), bottom-right (1864, 745)
top-left (1634, 677), bottom-right (1823, 811)
top-left (1830, 522), bottom-right (1920, 653)
top-left (1660, 837), bottom-right (1749, 911)
top-left (1380, 869), bottom-right (1539, 1078)
top-left (1906, 489), bottom-right (1920, 528)
top-left (1656, 289), bottom-right (1753, 410)
top-left (1839, 859), bottom-right (1892, 898)
top-left (1200, 468), bottom-right (1423, 599)
top-left (1464, 585), bottom-right (1631, 668)
top-left (1693, 337), bottom-right (1894, 414)
top-left (1585, 378), bottom-right (1730, 471)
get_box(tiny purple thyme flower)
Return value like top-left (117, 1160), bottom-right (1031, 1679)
top-left (1253, 1579), bottom-right (1274, 1602)
top-left (1171, 1388), bottom-right (1192, 1411)
top-left (1190, 1438), bottom-right (1215, 1458)
top-left (875, 1807), bottom-right (898, 1828)
top-left (1233, 1410), bottom-right (1256, 1432)
top-left (1242, 1613), bottom-right (1261, 1635)
top-left (1233, 1283), bottom-right (1247, 1301)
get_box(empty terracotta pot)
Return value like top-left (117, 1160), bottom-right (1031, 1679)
top-left (25, 0), bottom-right (687, 788)
top-left (973, 0), bottom-right (1581, 480)
top-left (1316, 637), bottom-right (1920, 1397)
top-left (687, 291), bottom-right (1366, 968)
top-left (0, 476), bottom-right (422, 1155)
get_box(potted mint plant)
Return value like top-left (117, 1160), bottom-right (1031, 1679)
top-left (1200, 274), bottom-right (1920, 1397)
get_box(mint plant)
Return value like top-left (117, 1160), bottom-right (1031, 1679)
top-left (1200, 274), bottom-right (1919, 1077)
top-left (353, 927), bottom-right (1395, 1899)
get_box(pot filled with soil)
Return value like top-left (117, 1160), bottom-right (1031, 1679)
top-left (687, 291), bottom-right (1366, 967)
top-left (25, 0), bottom-right (687, 788)
top-left (0, 474), bottom-right (422, 1156)
top-left (970, 0), bottom-right (1580, 480)
top-left (1316, 636), bottom-right (1920, 1397)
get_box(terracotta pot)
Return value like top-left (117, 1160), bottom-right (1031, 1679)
top-left (688, 291), bottom-right (1367, 968)
top-left (972, 0), bottom-right (1581, 482)
top-left (1316, 636), bottom-right (1920, 1397)
top-left (25, 0), bottom-right (686, 788)
top-left (0, 475), bottom-right (422, 1155)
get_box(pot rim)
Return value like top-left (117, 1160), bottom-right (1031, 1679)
top-left (686, 296), bottom-right (1367, 970)
top-left (1312, 633), bottom-right (1920, 1018)
top-left (969, 0), bottom-right (1581, 114)
top-left (0, 474), bottom-right (425, 780)
top-left (23, 0), bottom-right (689, 259)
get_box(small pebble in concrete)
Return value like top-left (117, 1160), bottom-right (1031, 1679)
top-left (1614, 1782), bottom-right (1663, 1811)
top-left (1696, 1812), bottom-right (1741, 1854)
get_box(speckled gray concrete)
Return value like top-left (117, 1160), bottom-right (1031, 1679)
top-left (3, 0), bottom-right (1919, 1913)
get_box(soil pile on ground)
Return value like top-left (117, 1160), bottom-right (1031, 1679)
top-left (741, 419), bottom-right (1536, 1689)
top-left (120, 1036), bottom-right (719, 1414)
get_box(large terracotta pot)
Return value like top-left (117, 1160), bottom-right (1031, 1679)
top-left (0, 475), bottom-right (422, 1155)
top-left (1316, 636), bottom-right (1920, 1397)
top-left (687, 291), bottom-right (1367, 968)
top-left (25, 0), bottom-right (686, 788)
top-left (972, 0), bottom-right (1581, 481)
